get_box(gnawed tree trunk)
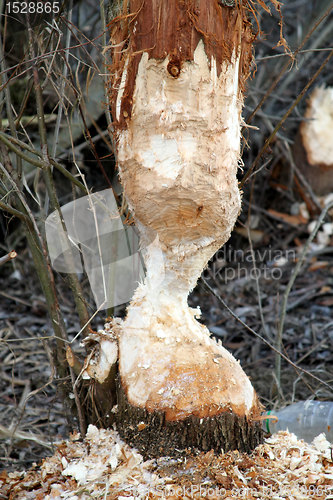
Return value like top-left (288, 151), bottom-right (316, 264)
top-left (293, 85), bottom-right (333, 196)
top-left (95, 0), bottom-right (264, 456)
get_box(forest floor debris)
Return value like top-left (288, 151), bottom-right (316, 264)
top-left (1, 426), bottom-right (333, 500)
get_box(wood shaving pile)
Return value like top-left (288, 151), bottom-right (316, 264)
top-left (1, 426), bottom-right (333, 500)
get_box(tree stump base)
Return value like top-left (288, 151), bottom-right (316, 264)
top-left (115, 381), bottom-right (263, 460)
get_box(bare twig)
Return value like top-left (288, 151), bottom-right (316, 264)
top-left (297, 336), bottom-right (331, 365)
top-left (0, 198), bottom-right (30, 222)
top-left (245, 224), bottom-right (272, 342)
top-left (0, 130), bottom-right (88, 193)
top-left (0, 154), bottom-right (70, 374)
top-left (6, 334), bottom-right (57, 457)
top-left (200, 276), bottom-right (333, 394)
top-left (52, 23), bottom-right (115, 193)
top-left (69, 366), bottom-right (87, 437)
top-left (0, 424), bottom-right (58, 450)
top-left (27, 17), bottom-right (91, 337)
top-left (100, 0), bottom-right (114, 134)
top-left (45, 1), bottom-right (73, 215)
top-left (0, 250), bottom-right (17, 266)
top-left (0, 31), bottom-right (23, 179)
top-left (245, 2), bottom-right (333, 127)
top-left (275, 199), bottom-right (333, 390)
top-left (241, 48), bottom-right (333, 188)
top-left (255, 47), bottom-right (333, 61)
top-left (284, 142), bottom-right (323, 214)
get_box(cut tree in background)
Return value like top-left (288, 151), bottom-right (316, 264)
top-left (87, 0), bottom-right (283, 456)
top-left (293, 85), bottom-right (333, 196)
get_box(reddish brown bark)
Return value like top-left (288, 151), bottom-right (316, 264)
top-left (108, 0), bottom-right (254, 128)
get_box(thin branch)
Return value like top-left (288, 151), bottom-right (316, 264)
top-left (7, 334), bottom-right (56, 457)
top-left (0, 27), bottom-right (23, 178)
top-left (100, 0), bottom-right (115, 136)
top-left (70, 366), bottom-right (87, 437)
top-left (0, 198), bottom-right (30, 223)
top-left (245, 2), bottom-right (333, 127)
top-left (255, 47), bottom-right (333, 61)
top-left (51, 2), bottom-right (73, 162)
top-left (284, 142), bottom-right (323, 214)
top-left (27, 18), bottom-right (91, 337)
top-left (245, 223), bottom-right (272, 342)
top-left (0, 131), bottom-right (48, 171)
top-left (0, 250), bottom-right (17, 266)
top-left (0, 130), bottom-right (88, 193)
top-left (200, 276), bottom-right (333, 394)
top-left (0, 162), bottom-right (70, 370)
top-left (275, 199), bottom-right (333, 389)
top-left (0, 163), bottom-right (43, 238)
top-left (57, 19), bottom-right (116, 195)
top-left (240, 48), bottom-right (333, 188)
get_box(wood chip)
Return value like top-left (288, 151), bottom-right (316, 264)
top-left (2, 428), bottom-right (333, 499)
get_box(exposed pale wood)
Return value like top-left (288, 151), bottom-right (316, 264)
top-left (0, 250), bottom-right (17, 266)
top-left (293, 85), bottom-right (333, 196)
